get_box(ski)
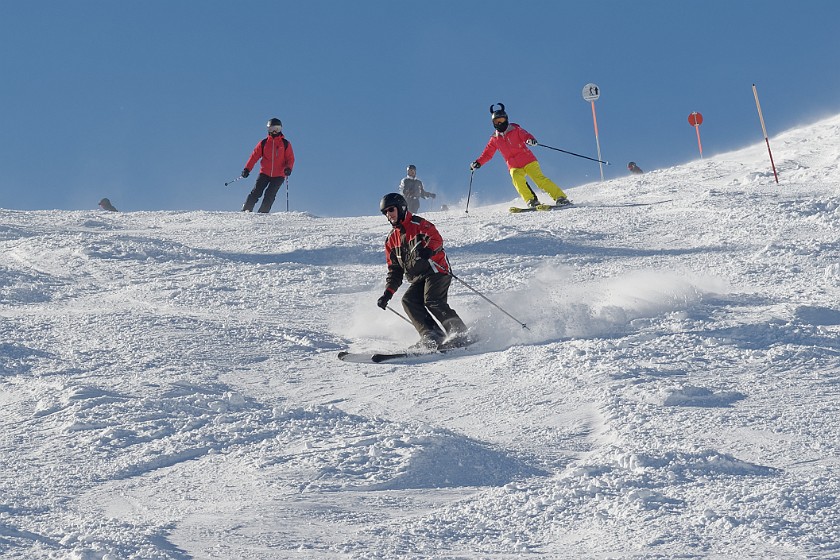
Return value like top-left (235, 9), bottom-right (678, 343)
top-left (595, 199), bottom-right (673, 208)
top-left (338, 351), bottom-right (414, 363)
top-left (509, 199), bottom-right (672, 213)
top-left (337, 338), bottom-right (477, 364)
top-left (509, 203), bottom-right (574, 213)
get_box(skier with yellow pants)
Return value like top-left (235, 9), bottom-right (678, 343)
top-left (470, 103), bottom-right (570, 208)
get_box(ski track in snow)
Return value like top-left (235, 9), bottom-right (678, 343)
top-left (1, 116), bottom-right (840, 558)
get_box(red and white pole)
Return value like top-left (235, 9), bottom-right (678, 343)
top-left (590, 101), bottom-right (605, 181)
top-left (752, 84), bottom-right (779, 184)
top-left (688, 112), bottom-right (704, 159)
top-left (582, 83), bottom-right (605, 181)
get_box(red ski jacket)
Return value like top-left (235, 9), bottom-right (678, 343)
top-left (245, 134), bottom-right (295, 178)
top-left (475, 123), bottom-right (537, 170)
top-left (384, 212), bottom-right (451, 292)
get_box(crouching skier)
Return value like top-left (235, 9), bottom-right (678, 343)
top-left (376, 193), bottom-right (471, 352)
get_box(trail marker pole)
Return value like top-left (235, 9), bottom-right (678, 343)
top-left (688, 112), bottom-right (704, 159)
top-left (582, 83), bottom-right (605, 181)
top-left (752, 84), bottom-right (779, 184)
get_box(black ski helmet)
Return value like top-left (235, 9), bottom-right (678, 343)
top-left (490, 103), bottom-right (509, 132)
top-left (267, 118), bottom-right (282, 136)
top-left (380, 192), bottom-right (408, 223)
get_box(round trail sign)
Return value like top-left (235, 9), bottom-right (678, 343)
top-left (688, 112), bottom-right (703, 126)
top-left (582, 83), bottom-right (600, 102)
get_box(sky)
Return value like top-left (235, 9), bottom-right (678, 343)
top-left (2, 0), bottom-right (839, 216)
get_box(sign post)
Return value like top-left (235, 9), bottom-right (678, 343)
top-left (582, 83), bottom-right (604, 181)
top-left (688, 112), bottom-right (704, 159)
top-left (752, 84), bottom-right (779, 184)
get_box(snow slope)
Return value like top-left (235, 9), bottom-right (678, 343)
top-left (2, 115), bottom-right (839, 559)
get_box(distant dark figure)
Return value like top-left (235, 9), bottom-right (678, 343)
top-left (399, 164), bottom-right (436, 213)
top-left (98, 198), bottom-right (118, 212)
top-left (627, 161), bottom-right (644, 174)
top-left (240, 117), bottom-right (295, 213)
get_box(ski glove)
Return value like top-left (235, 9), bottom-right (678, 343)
top-left (284, 168), bottom-right (292, 177)
top-left (526, 138), bottom-right (537, 146)
top-left (415, 245), bottom-right (433, 260)
top-left (427, 192), bottom-right (436, 198)
top-left (376, 291), bottom-right (392, 310)
top-left (470, 161), bottom-right (481, 170)
top-left (241, 168), bottom-right (250, 178)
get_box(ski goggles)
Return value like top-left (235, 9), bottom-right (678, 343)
top-left (382, 206), bottom-right (398, 215)
top-left (268, 125), bottom-right (282, 135)
top-left (492, 116), bottom-right (508, 125)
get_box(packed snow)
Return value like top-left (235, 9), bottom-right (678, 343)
top-left (2, 115), bottom-right (839, 559)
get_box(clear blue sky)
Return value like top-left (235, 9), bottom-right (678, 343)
top-left (2, 1), bottom-right (839, 215)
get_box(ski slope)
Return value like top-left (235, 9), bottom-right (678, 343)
top-left (1, 115), bottom-right (839, 559)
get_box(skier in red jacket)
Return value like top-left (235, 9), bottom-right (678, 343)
top-left (240, 118), bottom-right (295, 213)
top-left (376, 193), bottom-right (470, 351)
top-left (470, 103), bottom-right (570, 208)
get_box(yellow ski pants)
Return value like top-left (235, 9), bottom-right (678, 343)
top-left (510, 161), bottom-right (566, 203)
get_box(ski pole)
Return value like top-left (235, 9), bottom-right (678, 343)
top-left (536, 143), bottom-right (609, 165)
top-left (386, 305), bottom-right (413, 326)
top-left (224, 175), bottom-right (244, 187)
top-left (465, 169), bottom-right (475, 214)
top-left (752, 84), bottom-right (779, 184)
top-left (449, 271), bottom-right (530, 331)
top-left (286, 176), bottom-right (290, 211)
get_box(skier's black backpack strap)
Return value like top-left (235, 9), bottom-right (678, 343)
top-left (261, 137), bottom-right (289, 158)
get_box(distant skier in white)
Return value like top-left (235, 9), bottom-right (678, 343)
top-left (399, 165), bottom-right (435, 213)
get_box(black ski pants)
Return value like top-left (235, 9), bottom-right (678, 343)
top-left (243, 174), bottom-right (285, 213)
top-left (406, 196), bottom-right (421, 214)
top-left (401, 273), bottom-right (467, 342)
